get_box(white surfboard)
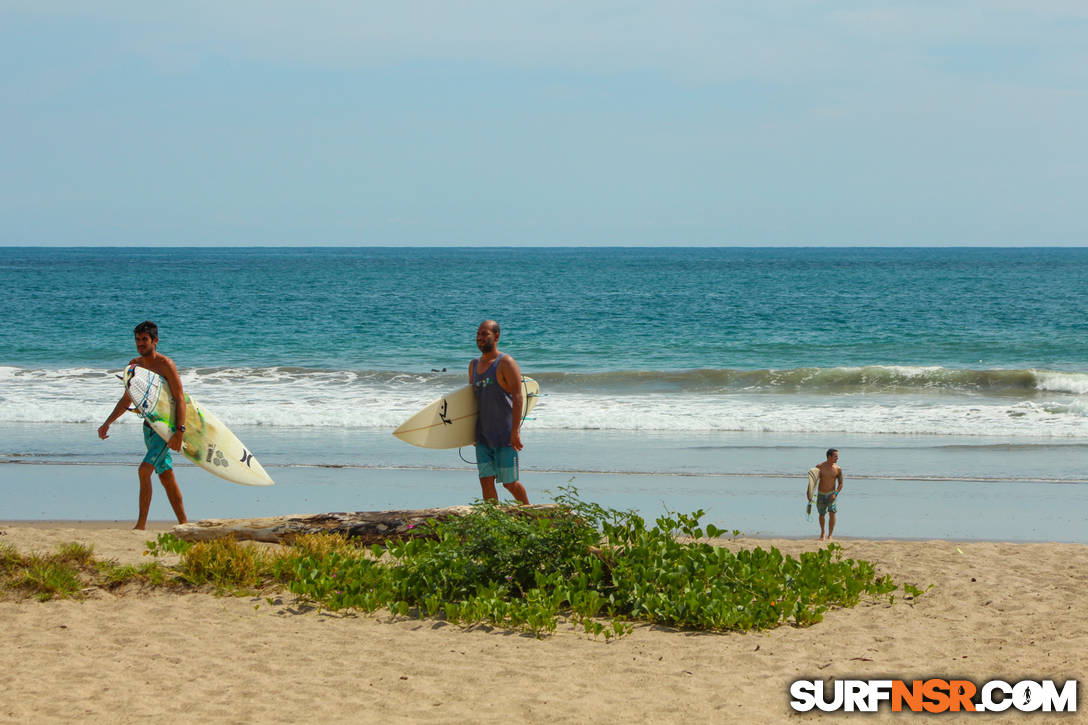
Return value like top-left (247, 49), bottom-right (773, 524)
top-left (806, 466), bottom-right (819, 516)
top-left (123, 364), bottom-right (274, 486)
top-left (393, 377), bottom-right (540, 449)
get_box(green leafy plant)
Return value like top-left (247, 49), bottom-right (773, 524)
top-left (4, 490), bottom-right (922, 639)
top-left (276, 488), bottom-right (911, 638)
top-left (903, 582), bottom-right (931, 598)
top-left (145, 532), bottom-right (193, 557)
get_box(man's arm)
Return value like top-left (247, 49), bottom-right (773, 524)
top-left (835, 467), bottom-right (844, 496)
top-left (497, 356), bottom-right (524, 451)
top-left (161, 358), bottom-right (186, 452)
top-left (98, 392), bottom-right (132, 439)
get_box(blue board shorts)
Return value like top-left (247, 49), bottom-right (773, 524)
top-left (475, 443), bottom-right (519, 484)
top-left (142, 423), bottom-right (174, 474)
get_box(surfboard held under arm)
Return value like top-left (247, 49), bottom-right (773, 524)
top-left (393, 377), bottom-right (540, 449)
top-left (123, 364), bottom-right (274, 486)
top-left (806, 467), bottom-right (819, 516)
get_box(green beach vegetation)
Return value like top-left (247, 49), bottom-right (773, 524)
top-left (3, 490), bottom-right (918, 637)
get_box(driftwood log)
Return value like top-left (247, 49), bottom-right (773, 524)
top-left (171, 504), bottom-right (563, 545)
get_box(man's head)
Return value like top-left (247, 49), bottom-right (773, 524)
top-left (134, 321), bottom-right (158, 340)
top-left (826, 448), bottom-right (838, 462)
top-left (476, 320), bottom-right (500, 354)
top-left (134, 320), bottom-right (159, 356)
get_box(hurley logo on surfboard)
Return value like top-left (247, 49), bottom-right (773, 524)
top-left (439, 399), bottom-right (453, 426)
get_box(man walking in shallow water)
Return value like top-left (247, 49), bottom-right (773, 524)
top-left (470, 320), bottom-right (529, 505)
top-left (814, 448), bottom-right (843, 540)
top-left (98, 321), bottom-right (188, 530)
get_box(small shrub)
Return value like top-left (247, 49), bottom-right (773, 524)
top-left (288, 532), bottom-right (362, 559)
top-left (54, 542), bottom-right (95, 566)
top-left (96, 560), bottom-right (170, 588)
top-left (18, 556), bottom-right (84, 601)
top-left (0, 543), bottom-right (21, 574)
top-left (175, 538), bottom-right (272, 593)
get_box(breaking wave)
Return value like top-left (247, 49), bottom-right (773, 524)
top-left (0, 364), bottom-right (1084, 436)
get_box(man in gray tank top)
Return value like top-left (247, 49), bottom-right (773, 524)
top-left (469, 320), bottom-right (529, 504)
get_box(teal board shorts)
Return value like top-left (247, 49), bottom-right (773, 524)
top-left (816, 491), bottom-right (838, 515)
top-left (142, 423), bottom-right (174, 474)
top-left (475, 443), bottom-right (519, 484)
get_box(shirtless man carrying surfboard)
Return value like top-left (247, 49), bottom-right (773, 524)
top-left (814, 448), bottom-right (843, 540)
top-left (98, 321), bottom-right (188, 529)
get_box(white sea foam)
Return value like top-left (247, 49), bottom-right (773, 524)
top-left (537, 393), bottom-right (1087, 436)
top-left (1, 366), bottom-right (1085, 438)
top-left (1035, 371), bottom-right (1088, 396)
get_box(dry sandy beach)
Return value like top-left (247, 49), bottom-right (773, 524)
top-left (1, 522), bottom-right (1085, 724)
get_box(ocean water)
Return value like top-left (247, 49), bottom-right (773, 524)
top-left (1, 247), bottom-right (1086, 540)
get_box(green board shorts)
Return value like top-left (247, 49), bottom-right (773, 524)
top-left (475, 443), bottom-right (519, 484)
top-left (816, 491), bottom-right (838, 515)
top-left (142, 423), bottom-right (174, 474)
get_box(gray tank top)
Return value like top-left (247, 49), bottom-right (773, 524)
top-left (472, 354), bottom-right (513, 448)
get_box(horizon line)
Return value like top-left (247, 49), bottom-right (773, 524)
top-left (3, 242), bottom-right (1087, 249)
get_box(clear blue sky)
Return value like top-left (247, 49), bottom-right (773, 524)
top-left (2, 2), bottom-right (1086, 246)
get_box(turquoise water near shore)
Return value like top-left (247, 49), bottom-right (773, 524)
top-left (6, 462), bottom-right (1087, 543)
top-left (3, 424), bottom-right (1086, 542)
top-left (1, 247), bottom-right (1086, 538)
